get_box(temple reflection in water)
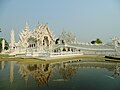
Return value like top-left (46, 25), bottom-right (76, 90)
top-left (0, 60), bottom-right (120, 89)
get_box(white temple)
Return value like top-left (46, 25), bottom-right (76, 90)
top-left (9, 22), bottom-right (55, 56)
top-left (7, 21), bottom-right (120, 57)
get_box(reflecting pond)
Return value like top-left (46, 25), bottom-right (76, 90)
top-left (0, 60), bottom-right (120, 90)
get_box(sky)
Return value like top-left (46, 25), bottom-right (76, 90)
top-left (0, 0), bottom-right (120, 43)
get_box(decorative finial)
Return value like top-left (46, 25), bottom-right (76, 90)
top-left (24, 21), bottom-right (29, 31)
top-left (26, 21), bottom-right (28, 27)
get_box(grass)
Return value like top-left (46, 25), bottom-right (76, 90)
top-left (47, 55), bottom-right (105, 62)
top-left (2, 54), bottom-right (120, 64)
top-left (105, 58), bottom-right (120, 62)
top-left (0, 54), bottom-right (9, 58)
top-left (0, 54), bottom-right (106, 64)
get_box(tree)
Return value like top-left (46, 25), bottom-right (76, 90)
top-left (91, 38), bottom-right (103, 44)
top-left (95, 38), bottom-right (102, 44)
top-left (0, 28), bottom-right (1, 32)
top-left (0, 38), bottom-right (9, 52)
top-left (91, 41), bottom-right (96, 44)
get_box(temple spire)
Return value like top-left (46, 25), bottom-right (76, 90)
top-left (24, 21), bottom-right (29, 31)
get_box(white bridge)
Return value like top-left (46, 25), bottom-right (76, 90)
top-left (53, 43), bottom-right (117, 55)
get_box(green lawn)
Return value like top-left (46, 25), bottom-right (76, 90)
top-left (0, 54), bottom-right (9, 58)
top-left (0, 54), bottom-right (106, 64)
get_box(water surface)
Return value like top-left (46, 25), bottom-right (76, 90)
top-left (0, 60), bottom-right (120, 90)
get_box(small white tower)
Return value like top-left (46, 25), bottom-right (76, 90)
top-left (10, 30), bottom-right (15, 49)
top-left (2, 39), bottom-right (5, 51)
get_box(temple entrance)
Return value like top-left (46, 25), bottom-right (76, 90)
top-left (28, 37), bottom-right (37, 48)
top-left (43, 36), bottom-right (49, 47)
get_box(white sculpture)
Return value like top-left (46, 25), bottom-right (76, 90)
top-left (2, 39), bottom-right (5, 51)
top-left (10, 30), bottom-right (15, 49)
top-left (59, 30), bottom-right (76, 44)
top-left (112, 37), bottom-right (120, 47)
